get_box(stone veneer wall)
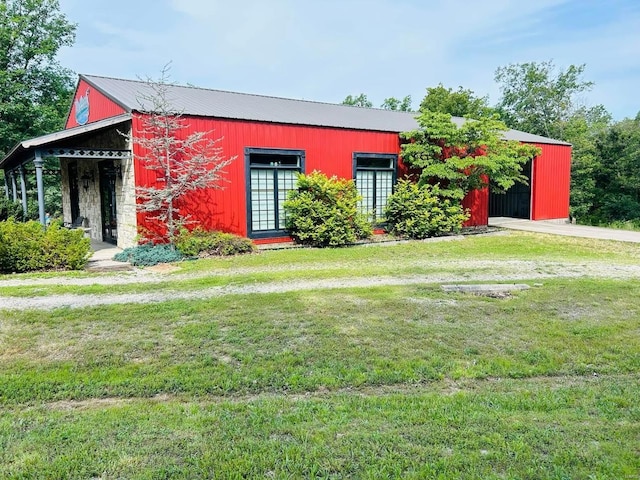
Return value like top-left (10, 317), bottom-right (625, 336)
top-left (59, 159), bottom-right (101, 241)
top-left (58, 122), bottom-right (137, 247)
top-left (116, 148), bottom-right (137, 248)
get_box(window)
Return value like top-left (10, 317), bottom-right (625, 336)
top-left (353, 153), bottom-right (397, 221)
top-left (246, 148), bottom-right (304, 238)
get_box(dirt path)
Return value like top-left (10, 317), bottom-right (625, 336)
top-left (28, 373), bottom-right (637, 412)
top-left (1, 259), bottom-right (639, 310)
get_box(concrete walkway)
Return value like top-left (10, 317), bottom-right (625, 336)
top-left (489, 217), bottom-right (640, 243)
top-left (87, 240), bottom-right (129, 271)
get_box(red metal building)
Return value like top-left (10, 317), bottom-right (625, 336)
top-left (2, 75), bottom-right (572, 247)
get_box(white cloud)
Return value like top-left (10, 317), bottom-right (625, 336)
top-left (57, 0), bottom-right (640, 118)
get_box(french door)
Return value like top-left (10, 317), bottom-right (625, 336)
top-left (246, 148), bottom-right (304, 238)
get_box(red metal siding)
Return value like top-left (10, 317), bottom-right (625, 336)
top-left (462, 187), bottom-right (488, 227)
top-left (530, 143), bottom-right (572, 220)
top-left (132, 114), bottom-right (489, 239)
top-left (65, 79), bottom-right (127, 129)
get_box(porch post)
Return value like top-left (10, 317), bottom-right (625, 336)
top-left (3, 170), bottom-right (9, 199)
top-left (19, 165), bottom-right (28, 216)
top-left (34, 151), bottom-right (46, 226)
top-left (10, 169), bottom-right (18, 202)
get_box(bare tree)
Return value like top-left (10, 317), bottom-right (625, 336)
top-left (131, 66), bottom-right (235, 244)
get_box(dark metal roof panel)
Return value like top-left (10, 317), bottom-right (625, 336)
top-left (1, 114), bottom-right (132, 169)
top-left (23, 114), bottom-right (131, 149)
top-left (82, 75), bottom-right (570, 146)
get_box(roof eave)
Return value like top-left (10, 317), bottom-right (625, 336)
top-left (1, 113), bottom-right (132, 169)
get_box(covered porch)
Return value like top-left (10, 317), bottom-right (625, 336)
top-left (1, 114), bottom-right (138, 248)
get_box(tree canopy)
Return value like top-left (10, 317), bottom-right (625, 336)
top-left (342, 93), bottom-right (412, 111)
top-left (0, 0), bottom-right (76, 155)
top-left (341, 93), bottom-right (373, 108)
top-left (400, 110), bottom-right (540, 200)
top-left (587, 115), bottom-right (640, 223)
top-left (563, 105), bottom-right (612, 220)
top-left (381, 95), bottom-right (412, 111)
top-left (493, 60), bottom-right (640, 225)
top-left (420, 84), bottom-right (494, 118)
top-left (494, 61), bottom-right (593, 141)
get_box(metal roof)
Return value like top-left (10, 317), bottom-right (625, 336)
top-left (82, 75), bottom-right (570, 146)
top-left (1, 114), bottom-right (131, 169)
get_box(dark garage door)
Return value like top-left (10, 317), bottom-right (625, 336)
top-left (489, 161), bottom-right (531, 219)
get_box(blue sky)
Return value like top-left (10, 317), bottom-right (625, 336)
top-left (57, 0), bottom-right (640, 120)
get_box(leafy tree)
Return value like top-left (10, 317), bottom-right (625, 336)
top-left (589, 115), bottom-right (640, 223)
top-left (381, 95), bottom-right (412, 111)
top-left (493, 60), bottom-right (640, 225)
top-left (343, 93), bottom-right (412, 111)
top-left (342, 93), bottom-right (373, 108)
top-left (400, 110), bottom-right (540, 201)
top-left (563, 105), bottom-right (612, 221)
top-left (0, 0), bottom-right (76, 155)
top-left (420, 84), bottom-right (494, 118)
top-left (131, 67), bottom-right (236, 244)
top-left (562, 106), bottom-right (640, 225)
top-left (494, 61), bottom-right (593, 140)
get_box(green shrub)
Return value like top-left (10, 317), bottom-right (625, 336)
top-left (175, 227), bottom-right (256, 257)
top-left (0, 219), bottom-right (90, 273)
top-left (113, 243), bottom-right (184, 266)
top-left (25, 200), bottom-right (41, 221)
top-left (587, 218), bottom-right (640, 231)
top-left (41, 223), bottom-right (92, 270)
top-left (384, 180), bottom-right (469, 239)
top-left (0, 219), bottom-right (42, 272)
top-left (284, 171), bottom-right (372, 247)
top-left (0, 198), bottom-right (41, 222)
top-left (596, 193), bottom-right (640, 223)
top-left (0, 198), bottom-right (25, 222)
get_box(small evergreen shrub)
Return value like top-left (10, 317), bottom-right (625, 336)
top-left (384, 180), bottom-right (469, 239)
top-left (0, 219), bottom-right (90, 273)
top-left (113, 243), bottom-right (184, 266)
top-left (175, 227), bottom-right (256, 257)
top-left (284, 171), bottom-right (372, 247)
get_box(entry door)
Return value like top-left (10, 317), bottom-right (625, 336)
top-left (68, 162), bottom-right (81, 222)
top-left (99, 161), bottom-right (118, 244)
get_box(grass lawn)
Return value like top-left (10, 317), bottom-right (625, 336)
top-left (0, 232), bottom-right (639, 478)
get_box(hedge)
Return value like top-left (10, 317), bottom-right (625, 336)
top-left (0, 219), bottom-right (91, 273)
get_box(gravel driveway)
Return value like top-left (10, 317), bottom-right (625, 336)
top-left (2, 258), bottom-right (639, 311)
